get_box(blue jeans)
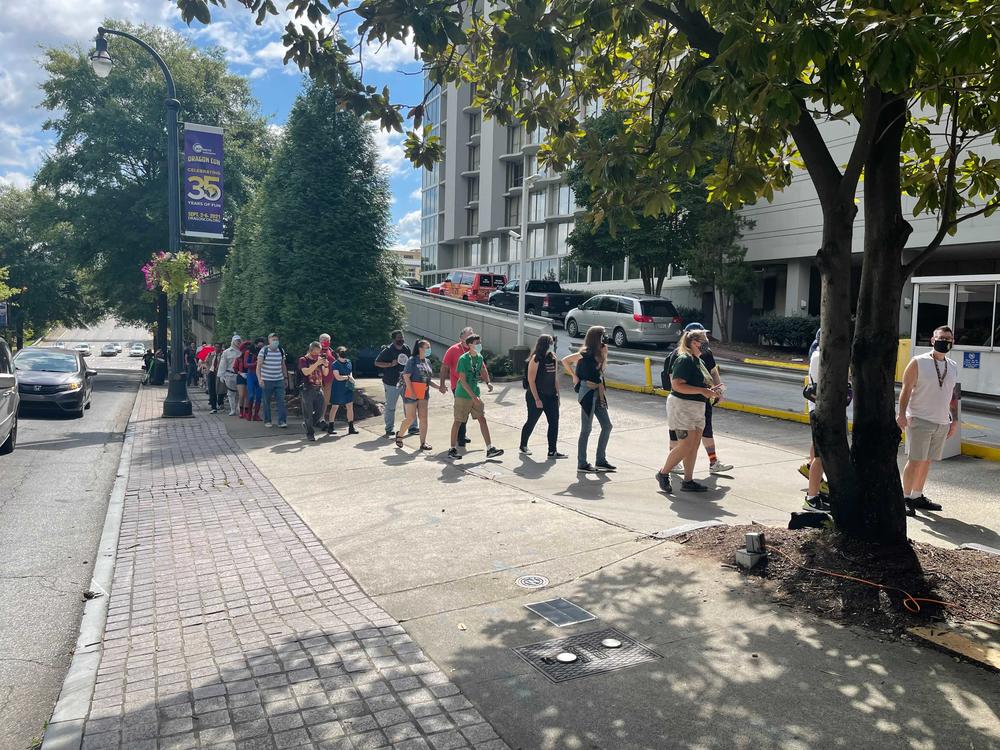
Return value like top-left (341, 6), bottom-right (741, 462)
top-left (261, 380), bottom-right (287, 425)
top-left (578, 400), bottom-right (612, 468)
top-left (384, 384), bottom-right (419, 433)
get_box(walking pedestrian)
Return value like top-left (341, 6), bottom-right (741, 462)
top-left (896, 325), bottom-right (958, 516)
top-left (330, 346), bottom-right (359, 435)
top-left (240, 338), bottom-right (263, 421)
top-left (655, 328), bottom-right (720, 493)
top-left (519, 334), bottom-right (566, 458)
top-left (185, 340), bottom-right (199, 387)
top-left (662, 323), bottom-right (733, 474)
top-left (562, 326), bottom-right (614, 472)
top-left (375, 330), bottom-right (419, 437)
top-left (256, 333), bottom-right (288, 428)
top-left (396, 339), bottom-right (438, 451)
top-left (318, 333), bottom-right (337, 427)
top-left (205, 342), bottom-right (224, 413)
top-left (218, 336), bottom-right (243, 416)
top-left (448, 334), bottom-right (503, 460)
top-left (298, 342), bottom-right (329, 442)
top-left (440, 326), bottom-right (475, 447)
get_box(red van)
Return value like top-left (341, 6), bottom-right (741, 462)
top-left (443, 271), bottom-right (507, 303)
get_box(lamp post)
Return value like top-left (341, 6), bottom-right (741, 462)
top-left (90, 27), bottom-right (191, 417)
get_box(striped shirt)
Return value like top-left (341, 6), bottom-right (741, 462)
top-left (258, 347), bottom-right (285, 382)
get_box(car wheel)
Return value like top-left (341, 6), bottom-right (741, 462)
top-left (566, 318), bottom-right (579, 338)
top-left (613, 327), bottom-right (628, 347)
top-left (526, 306), bottom-right (536, 316)
top-left (85, 398), bottom-right (92, 409)
top-left (0, 416), bottom-right (16, 455)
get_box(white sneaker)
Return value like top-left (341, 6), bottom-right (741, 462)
top-left (278, 422), bottom-right (287, 428)
top-left (670, 467), bottom-right (682, 475)
top-left (228, 408), bottom-right (236, 416)
top-left (709, 461), bottom-right (734, 474)
top-left (264, 422), bottom-right (273, 427)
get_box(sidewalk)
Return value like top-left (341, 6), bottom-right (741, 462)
top-left (65, 385), bottom-right (509, 750)
top-left (223, 380), bottom-right (999, 750)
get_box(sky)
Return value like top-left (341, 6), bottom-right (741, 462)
top-left (0, 0), bottom-right (424, 252)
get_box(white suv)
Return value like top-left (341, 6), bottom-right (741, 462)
top-left (0, 339), bottom-right (18, 455)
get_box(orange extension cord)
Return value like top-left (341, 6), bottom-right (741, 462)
top-left (766, 546), bottom-right (1000, 628)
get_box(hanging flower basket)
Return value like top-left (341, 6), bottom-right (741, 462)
top-left (141, 251), bottom-right (208, 302)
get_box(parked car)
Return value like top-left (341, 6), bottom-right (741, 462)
top-left (129, 343), bottom-right (146, 357)
top-left (112, 343), bottom-right (122, 353)
top-left (100, 343), bottom-right (118, 357)
top-left (13, 346), bottom-right (96, 417)
top-left (0, 339), bottom-right (18, 455)
top-left (441, 270), bottom-right (507, 303)
top-left (396, 277), bottom-right (427, 292)
top-left (488, 279), bottom-right (589, 323)
top-left (72, 342), bottom-right (92, 357)
top-left (427, 284), bottom-right (445, 295)
top-left (565, 294), bottom-right (683, 348)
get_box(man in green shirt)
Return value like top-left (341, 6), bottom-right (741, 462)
top-left (449, 334), bottom-right (504, 460)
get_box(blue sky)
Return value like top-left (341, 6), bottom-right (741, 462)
top-left (0, 0), bottom-right (424, 251)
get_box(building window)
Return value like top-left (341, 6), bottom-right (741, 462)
top-left (468, 144), bottom-right (480, 171)
top-left (507, 125), bottom-right (524, 153)
top-left (529, 190), bottom-right (545, 222)
top-left (528, 228), bottom-right (545, 259)
top-left (550, 221), bottom-right (571, 256)
top-left (466, 208), bottom-right (479, 236)
top-left (954, 283), bottom-right (996, 347)
top-left (467, 177), bottom-right (479, 204)
top-left (486, 236), bottom-right (500, 264)
top-left (914, 283), bottom-right (950, 346)
top-left (504, 196), bottom-right (521, 227)
top-left (467, 240), bottom-right (481, 266)
top-left (559, 258), bottom-right (586, 284)
top-left (505, 161), bottom-right (523, 191)
top-left (550, 184), bottom-right (575, 215)
top-left (468, 112), bottom-right (480, 137)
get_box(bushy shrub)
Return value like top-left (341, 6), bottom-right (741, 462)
top-left (674, 305), bottom-right (704, 325)
top-left (747, 315), bottom-right (820, 348)
top-left (484, 351), bottom-right (515, 377)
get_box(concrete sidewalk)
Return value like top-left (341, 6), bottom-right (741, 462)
top-left (222, 380), bottom-right (999, 750)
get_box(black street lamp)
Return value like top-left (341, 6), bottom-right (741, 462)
top-left (90, 27), bottom-right (191, 417)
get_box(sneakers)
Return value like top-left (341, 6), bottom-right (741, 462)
top-left (579, 463), bottom-right (596, 473)
top-left (595, 461), bottom-right (617, 472)
top-left (803, 494), bottom-right (831, 512)
top-left (486, 446), bottom-right (505, 459)
top-left (548, 451), bottom-right (568, 459)
top-left (459, 437), bottom-right (472, 446)
top-left (385, 428), bottom-right (395, 437)
top-left (278, 422), bottom-right (287, 428)
top-left (306, 433), bottom-right (316, 442)
top-left (670, 466), bottom-right (683, 475)
top-left (447, 447), bottom-right (461, 460)
top-left (264, 421), bottom-right (272, 427)
top-left (906, 495), bottom-right (942, 512)
top-left (681, 480), bottom-right (708, 493)
top-left (799, 462), bottom-right (829, 494)
top-left (709, 461), bottom-right (733, 474)
top-left (519, 446), bottom-right (532, 455)
top-left (655, 471), bottom-right (672, 493)
top-left (209, 408), bottom-right (218, 414)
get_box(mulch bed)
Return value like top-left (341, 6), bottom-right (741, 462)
top-left (678, 525), bottom-right (1000, 637)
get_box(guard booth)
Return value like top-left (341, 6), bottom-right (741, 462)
top-left (909, 275), bottom-right (1000, 457)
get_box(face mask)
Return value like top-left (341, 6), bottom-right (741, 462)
top-left (474, 343), bottom-right (483, 354)
top-left (394, 340), bottom-right (403, 348)
top-left (933, 339), bottom-right (953, 353)
top-left (321, 342), bottom-right (329, 349)
top-left (424, 347), bottom-right (433, 357)
top-left (269, 341), bottom-right (279, 350)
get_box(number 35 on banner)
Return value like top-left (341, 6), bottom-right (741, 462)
top-left (187, 174), bottom-right (221, 201)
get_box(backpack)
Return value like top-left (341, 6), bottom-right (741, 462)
top-left (258, 346), bottom-right (287, 375)
top-left (660, 349), bottom-right (679, 391)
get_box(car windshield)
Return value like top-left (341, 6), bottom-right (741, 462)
top-left (639, 300), bottom-right (679, 318)
top-left (15, 350), bottom-right (80, 373)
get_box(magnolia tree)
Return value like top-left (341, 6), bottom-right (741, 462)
top-left (177, 0), bottom-right (1000, 544)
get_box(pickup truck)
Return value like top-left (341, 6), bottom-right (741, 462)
top-left (487, 280), bottom-right (589, 323)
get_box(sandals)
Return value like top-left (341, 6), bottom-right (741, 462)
top-left (420, 444), bottom-right (432, 451)
top-left (395, 434), bottom-right (403, 448)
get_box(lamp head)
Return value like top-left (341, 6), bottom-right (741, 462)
top-left (89, 34), bottom-right (113, 78)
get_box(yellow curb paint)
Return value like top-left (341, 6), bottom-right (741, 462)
top-left (602, 379), bottom-right (1000, 462)
top-left (743, 357), bottom-right (809, 371)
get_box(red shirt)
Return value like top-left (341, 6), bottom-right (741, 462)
top-left (299, 355), bottom-right (327, 387)
top-left (442, 343), bottom-right (467, 392)
top-left (319, 347), bottom-right (336, 385)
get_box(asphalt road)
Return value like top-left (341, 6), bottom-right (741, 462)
top-left (0, 321), bottom-right (143, 750)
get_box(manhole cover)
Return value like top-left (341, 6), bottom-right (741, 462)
top-left (515, 575), bottom-right (549, 589)
top-left (513, 627), bottom-right (661, 683)
top-left (524, 597), bottom-right (596, 627)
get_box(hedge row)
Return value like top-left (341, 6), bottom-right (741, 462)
top-left (747, 315), bottom-right (820, 348)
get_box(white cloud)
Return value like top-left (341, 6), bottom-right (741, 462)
top-left (370, 125), bottom-right (410, 176)
top-left (189, 20), bottom-right (253, 65)
top-left (0, 172), bottom-right (32, 189)
top-left (248, 66), bottom-right (268, 79)
top-left (363, 31), bottom-right (418, 73)
top-left (391, 208), bottom-right (421, 252)
top-left (255, 41), bottom-right (287, 62)
top-left (409, 187), bottom-right (422, 200)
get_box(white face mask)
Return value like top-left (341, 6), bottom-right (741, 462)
top-left (474, 343), bottom-right (483, 354)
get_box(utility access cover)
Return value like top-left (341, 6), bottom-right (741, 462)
top-left (525, 598), bottom-right (596, 627)
top-left (513, 627), bottom-right (661, 683)
top-left (515, 575), bottom-right (549, 589)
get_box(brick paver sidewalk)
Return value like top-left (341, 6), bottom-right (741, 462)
top-left (80, 386), bottom-right (507, 750)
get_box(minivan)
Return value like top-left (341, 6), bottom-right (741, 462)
top-left (443, 271), bottom-right (508, 303)
top-left (565, 294), bottom-right (683, 347)
top-left (0, 339), bottom-right (19, 454)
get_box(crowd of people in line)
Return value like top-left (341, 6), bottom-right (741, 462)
top-left (174, 318), bottom-right (960, 518)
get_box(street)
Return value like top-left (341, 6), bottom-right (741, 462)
top-left (0, 321), bottom-right (143, 750)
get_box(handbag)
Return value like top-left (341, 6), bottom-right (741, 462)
top-left (803, 377), bottom-right (853, 406)
top-left (407, 381), bottom-right (428, 400)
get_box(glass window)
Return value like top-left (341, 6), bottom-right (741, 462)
top-left (468, 112), bottom-right (480, 136)
top-left (528, 228), bottom-right (545, 258)
top-left (619, 298), bottom-right (635, 315)
top-left (467, 177), bottom-right (479, 204)
top-left (507, 126), bottom-right (523, 153)
top-left (598, 296), bottom-right (620, 312)
top-left (529, 190), bottom-right (545, 221)
top-left (468, 145), bottom-right (480, 171)
top-left (627, 258), bottom-right (642, 280)
top-left (461, 271), bottom-right (474, 284)
top-left (954, 283), bottom-right (996, 347)
top-left (506, 161), bottom-right (523, 191)
top-left (914, 283), bottom-right (951, 346)
top-left (504, 196), bottom-right (521, 227)
top-left (550, 222), bottom-right (571, 256)
top-left (580, 296), bottom-right (601, 310)
top-left (639, 300), bottom-right (679, 319)
top-left (466, 208), bottom-right (479, 236)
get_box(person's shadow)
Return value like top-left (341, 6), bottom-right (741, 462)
top-left (911, 512), bottom-right (1000, 549)
top-left (511, 454), bottom-right (556, 480)
top-left (553, 471), bottom-right (613, 501)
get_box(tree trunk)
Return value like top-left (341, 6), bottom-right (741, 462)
top-left (15, 316), bottom-right (24, 350)
top-left (655, 272), bottom-right (665, 295)
top-left (844, 96), bottom-right (911, 544)
top-left (641, 271), bottom-right (653, 295)
top-left (155, 291), bottom-right (169, 354)
top-left (714, 285), bottom-right (730, 342)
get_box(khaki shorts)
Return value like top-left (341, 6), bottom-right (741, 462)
top-left (907, 417), bottom-right (949, 461)
top-left (667, 394), bottom-right (707, 433)
top-left (454, 396), bottom-right (484, 423)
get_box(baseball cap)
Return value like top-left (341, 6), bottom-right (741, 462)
top-left (684, 322), bottom-right (710, 333)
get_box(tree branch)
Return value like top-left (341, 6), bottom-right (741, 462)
top-left (640, 2), bottom-right (722, 54)
top-left (789, 103), bottom-right (842, 206)
top-left (838, 85), bottom-right (883, 203)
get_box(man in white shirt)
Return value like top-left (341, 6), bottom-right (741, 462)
top-left (896, 325), bottom-right (959, 516)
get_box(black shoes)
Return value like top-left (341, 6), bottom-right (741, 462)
top-left (548, 451), bottom-right (568, 459)
top-left (905, 495), bottom-right (942, 515)
top-left (447, 447), bottom-right (461, 459)
top-left (459, 437), bottom-right (472, 446)
top-left (486, 447), bottom-right (505, 459)
top-left (595, 461), bottom-right (617, 472)
top-left (348, 425), bottom-right (359, 435)
top-left (579, 463), bottom-right (595, 473)
top-left (655, 471), bottom-right (672, 493)
top-left (681, 480), bottom-right (708, 493)
top-left (803, 494), bottom-right (831, 512)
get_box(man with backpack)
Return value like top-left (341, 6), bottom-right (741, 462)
top-left (660, 322), bottom-right (733, 475)
top-left (257, 332), bottom-right (289, 428)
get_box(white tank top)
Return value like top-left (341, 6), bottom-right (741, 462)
top-left (906, 352), bottom-right (957, 425)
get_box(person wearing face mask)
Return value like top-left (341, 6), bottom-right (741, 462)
top-left (330, 346), bottom-right (358, 435)
top-left (440, 326), bottom-right (475, 447)
top-left (218, 336), bottom-right (243, 416)
top-left (375, 330), bottom-right (419, 438)
top-left (299, 341), bottom-right (330, 442)
top-left (562, 326), bottom-right (614, 472)
top-left (655, 329), bottom-right (720, 493)
top-left (396, 339), bottom-right (438, 451)
top-left (256, 333), bottom-right (288, 428)
top-left (896, 325), bottom-right (959, 516)
top-left (449, 334), bottom-right (503, 460)
top-left (318, 333), bottom-right (337, 427)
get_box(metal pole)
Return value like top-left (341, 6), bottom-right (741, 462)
top-left (517, 151), bottom-right (531, 347)
top-left (97, 27), bottom-right (191, 417)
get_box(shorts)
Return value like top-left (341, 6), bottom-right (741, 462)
top-left (667, 394), bottom-right (706, 433)
top-left (454, 396), bottom-right (484, 423)
top-left (907, 417), bottom-right (949, 461)
top-left (670, 401), bottom-right (713, 441)
top-left (236, 374), bottom-right (247, 386)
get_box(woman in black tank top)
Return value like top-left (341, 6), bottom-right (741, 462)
top-left (519, 334), bottom-right (566, 458)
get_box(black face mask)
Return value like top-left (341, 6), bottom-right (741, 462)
top-left (933, 340), bottom-right (953, 353)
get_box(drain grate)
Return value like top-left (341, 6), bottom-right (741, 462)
top-left (513, 627), bottom-right (661, 683)
top-left (515, 575), bottom-right (550, 589)
top-left (524, 597), bottom-right (596, 627)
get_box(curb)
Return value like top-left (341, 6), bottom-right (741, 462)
top-left (602, 379), bottom-right (1000, 462)
top-left (41, 385), bottom-right (143, 750)
top-left (742, 357), bottom-right (809, 372)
